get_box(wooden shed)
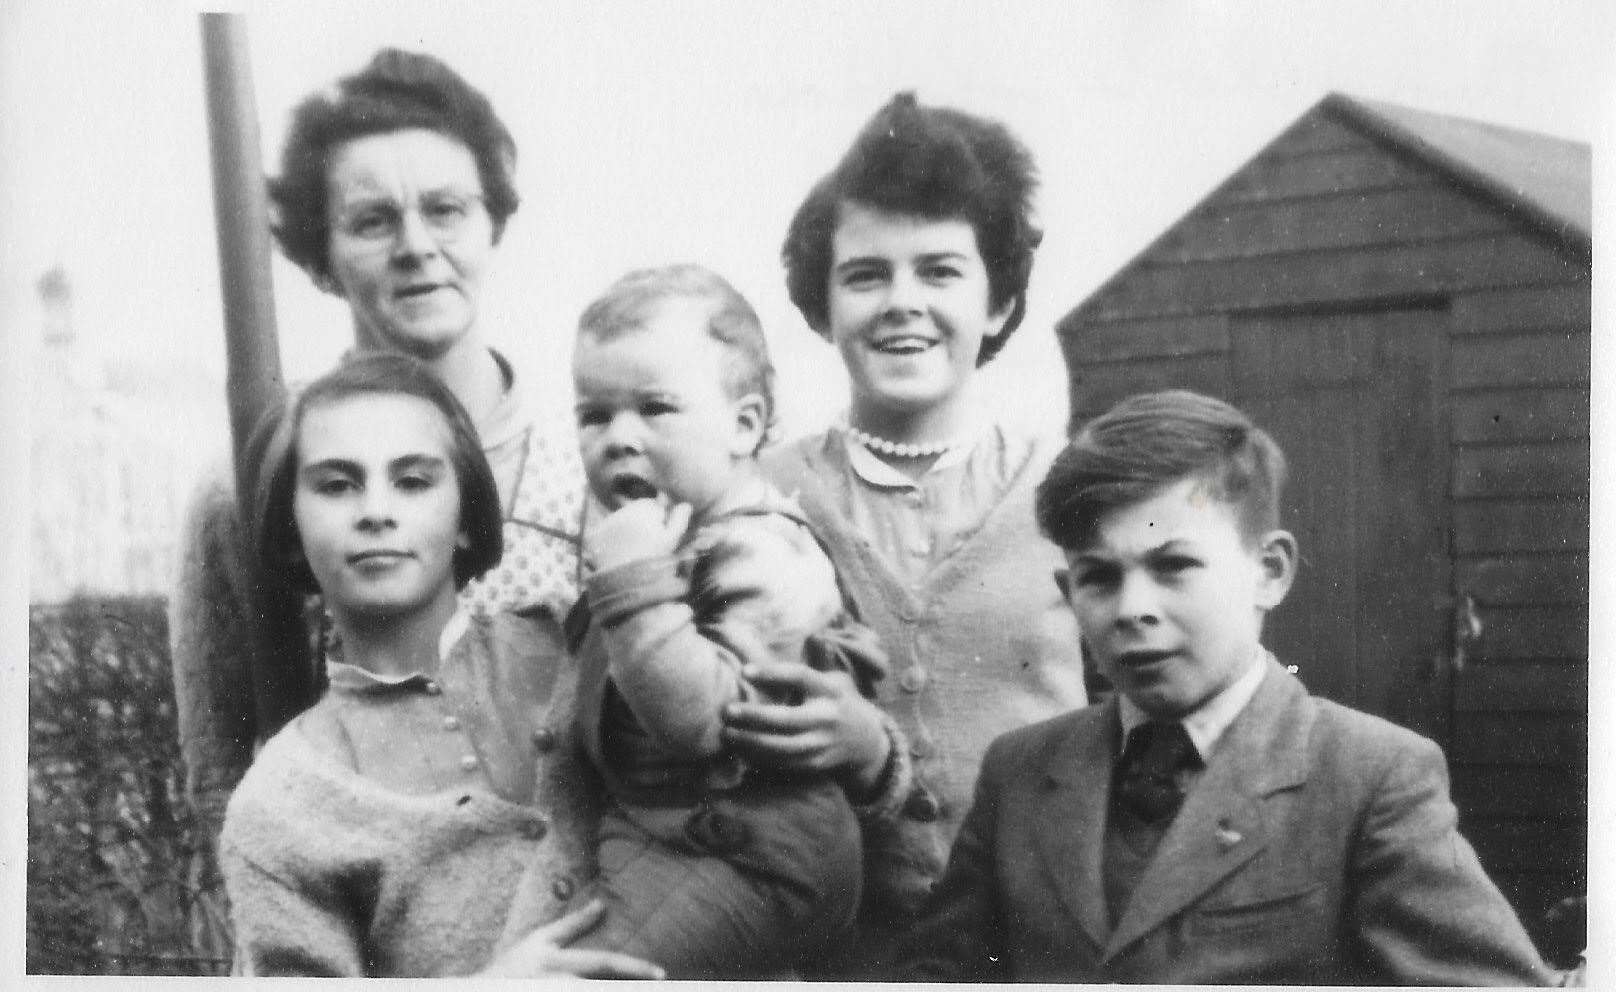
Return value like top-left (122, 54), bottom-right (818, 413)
top-left (1055, 93), bottom-right (1589, 951)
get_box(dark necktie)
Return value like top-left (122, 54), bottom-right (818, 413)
top-left (1114, 721), bottom-right (1197, 824)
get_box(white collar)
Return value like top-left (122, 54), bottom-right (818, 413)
top-left (1118, 646), bottom-right (1270, 761)
top-left (323, 608), bottom-right (472, 690)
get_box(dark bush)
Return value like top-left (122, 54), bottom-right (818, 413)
top-left (27, 595), bottom-right (230, 976)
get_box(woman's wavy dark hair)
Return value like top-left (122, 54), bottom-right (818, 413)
top-left (781, 92), bottom-right (1042, 365)
top-left (269, 48), bottom-right (519, 287)
top-left (248, 353), bottom-right (503, 595)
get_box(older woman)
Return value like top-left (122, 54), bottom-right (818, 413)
top-left (723, 92), bottom-right (1090, 978)
top-left (171, 46), bottom-right (586, 929)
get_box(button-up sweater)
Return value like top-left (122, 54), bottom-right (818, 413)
top-left (763, 425), bottom-right (1089, 925)
top-left (219, 612), bottom-right (599, 977)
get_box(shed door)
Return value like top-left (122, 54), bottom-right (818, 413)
top-left (1230, 306), bottom-right (1450, 742)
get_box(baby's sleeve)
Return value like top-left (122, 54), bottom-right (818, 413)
top-left (586, 514), bottom-right (844, 760)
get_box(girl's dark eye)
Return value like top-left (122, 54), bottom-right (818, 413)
top-left (396, 474), bottom-right (434, 492)
top-left (1156, 556), bottom-right (1199, 575)
top-left (922, 264), bottom-right (962, 281)
top-left (314, 477), bottom-right (356, 496)
top-left (576, 408), bottom-right (609, 428)
top-left (643, 401), bottom-right (678, 417)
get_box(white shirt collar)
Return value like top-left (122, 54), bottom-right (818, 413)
top-left (1118, 646), bottom-right (1271, 761)
top-left (324, 608), bottom-right (473, 690)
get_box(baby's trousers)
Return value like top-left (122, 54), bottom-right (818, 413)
top-left (575, 778), bottom-right (863, 979)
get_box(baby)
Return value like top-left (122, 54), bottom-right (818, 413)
top-left (566, 264), bottom-right (904, 978)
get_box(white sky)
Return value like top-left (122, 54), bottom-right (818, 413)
top-left (0, 0), bottom-right (1602, 441)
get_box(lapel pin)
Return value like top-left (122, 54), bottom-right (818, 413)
top-left (1215, 818), bottom-right (1243, 850)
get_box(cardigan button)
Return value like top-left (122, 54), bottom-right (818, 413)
top-left (523, 818), bottom-right (549, 841)
top-left (459, 754), bottom-right (479, 772)
top-left (898, 668), bottom-right (927, 693)
top-left (442, 715), bottom-right (461, 731)
top-left (531, 728), bottom-right (557, 752)
top-left (551, 875), bottom-right (575, 901)
top-left (423, 680), bottom-right (442, 696)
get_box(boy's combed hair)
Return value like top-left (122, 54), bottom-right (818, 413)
top-left (270, 48), bottom-right (520, 286)
top-left (1036, 390), bottom-right (1288, 550)
top-left (577, 263), bottom-right (777, 449)
top-left (781, 91), bottom-right (1042, 364)
top-left (249, 352), bottom-right (504, 595)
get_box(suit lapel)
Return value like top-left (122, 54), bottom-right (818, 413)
top-left (1105, 659), bottom-right (1316, 959)
top-left (1029, 701), bottom-right (1118, 951)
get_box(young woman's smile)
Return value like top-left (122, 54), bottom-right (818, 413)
top-left (826, 202), bottom-right (1010, 439)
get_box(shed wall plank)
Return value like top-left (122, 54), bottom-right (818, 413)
top-left (1454, 553), bottom-right (1588, 606)
top-left (1157, 187), bottom-right (1512, 263)
top-left (1452, 283), bottom-right (1592, 334)
top-left (1466, 819), bottom-right (1586, 873)
top-left (1470, 604), bottom-right (1588, 661)
top-left (1069, 355), bottom-right (1230, 420)
top-left (1452, 499), bottom-right (1587, 554)
top-left (1065, 314), bottom-right (1228, 364)
top-left (1453, 441), bottom-right (1588, 499)
top-left (1451, 765), bottom-right (1584, 818)
top-left (1085, 235), bottom-right (1579, 319)
top-left (1451, 389), bottom-right (1588, 444)
top-left (1221, 148), bottom-right (1436, 202)
top-left (1451, 332), bottom-right (1590, 390)
top-left (1450, 713), bottom-right (1585, 765)
top-left (1452, 660), bottom-right (1588, 711)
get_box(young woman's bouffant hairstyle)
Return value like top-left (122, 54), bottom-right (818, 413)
top-left (577, 264), bottom-right (778, 452)
top-left (781, 91), bottom-right (1042, 365)
top-left (270, 48), bottom-right (520, 287)
top-left (1036, 390), bottom-right (1288, 551)
top-left (248, 353), bottom-right (504, 596)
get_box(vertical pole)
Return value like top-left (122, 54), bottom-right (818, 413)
top-left (199, 12), bottom-right (316, 738)
top-left (200, 12), bottom-right (283, 475)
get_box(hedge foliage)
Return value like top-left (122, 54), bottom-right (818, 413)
top-left (27, 595), bottom-right (230, 976)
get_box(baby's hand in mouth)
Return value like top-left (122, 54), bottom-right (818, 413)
top-left (583, 496), bottom-right (693, 573)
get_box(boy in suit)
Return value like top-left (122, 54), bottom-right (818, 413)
top-left (900, 390), bottom-right (1555, 985)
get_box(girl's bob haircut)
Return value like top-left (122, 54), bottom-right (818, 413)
top-left (248, 352), bottom-right (504, 595)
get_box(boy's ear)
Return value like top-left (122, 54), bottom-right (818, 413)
top-left (729, 392), bottom-right (768, 457)
top-left (1253, 529), bottom-right (1298, 610)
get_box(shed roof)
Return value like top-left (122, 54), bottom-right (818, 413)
top-left (1062, 95), bottom-right (1591, 333)
top-left (1325, 93), bottom-right (1590, 251)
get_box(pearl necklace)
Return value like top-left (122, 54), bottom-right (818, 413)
top-left (846, 425), bottom-right (962, 459)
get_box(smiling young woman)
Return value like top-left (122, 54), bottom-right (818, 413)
top-left (734, 93), bottom-right (1090, 979)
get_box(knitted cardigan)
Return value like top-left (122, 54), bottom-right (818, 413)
top-left (763, 427), bottom-right (1089, 918)
top-left (219, 614), bottom-right (599, 977)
